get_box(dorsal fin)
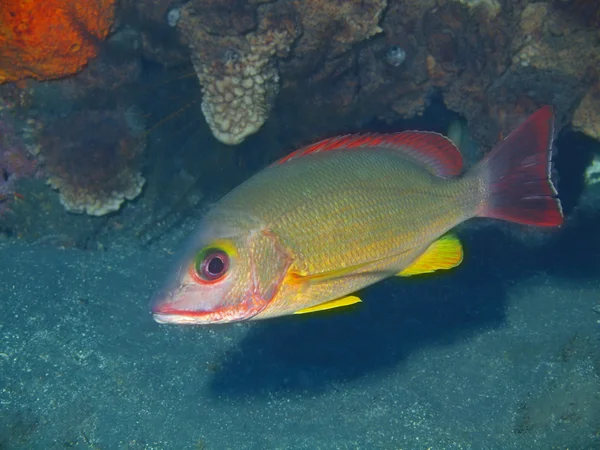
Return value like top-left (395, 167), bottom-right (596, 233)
top-left (275, 132), bottom-right (464, 177)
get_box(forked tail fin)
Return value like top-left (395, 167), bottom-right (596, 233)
top-left (475, 106), bottom-right (563, 227)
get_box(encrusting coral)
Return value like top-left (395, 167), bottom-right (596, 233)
top-left (0, 0), bottom-right (115, 84)
top-left (39, 108), bottom-right (146, 216)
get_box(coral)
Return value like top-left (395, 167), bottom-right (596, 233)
top-left (284, 0), bottom-right (600, 146)
top-left (456, 0), bottom-right (500, 18)
top-left (415, 1), bottom-right (600, 145)
top-left (279, 0), bottom-right (388, 107)
top-left (122, 0), bottom-right (600, 151)
top-left (57, 51), bottom-right (142, 103)
top-left (290, 0), bottom-right (385, 58)
top-left (39, 108), bottom-right (146, 216)
top-left (119, 0), bottom-right (189, 67)
top-left (174, 0), bottom-right (387, 145)
top-left (0, 0), bottom-right (115, 84)
top-left (178, 2), bottom-right (298, 145)
top-left (0, 93), bottom-right (40, 216)
top-left (494, 3), bottom-right (600, 137)
top-left (573, 81), bottom-right (600, 141)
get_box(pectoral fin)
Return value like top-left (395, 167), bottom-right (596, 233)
top-left (286, 260), bottom-right (374, 285)
top-left (294, 295), bottom-right (362, 315)
top-left (398, 234), bottom-right (463, 277)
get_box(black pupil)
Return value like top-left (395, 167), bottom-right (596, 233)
top-left (207, 255), bottom-right (224, 275)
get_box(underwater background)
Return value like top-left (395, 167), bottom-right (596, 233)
top-left (1, 0), bottom-right (600, 448)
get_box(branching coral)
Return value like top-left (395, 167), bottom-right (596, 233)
top-left (0, 0), bottom-right (116, 84)
top-left (39, 108), bottom-right (146, 216)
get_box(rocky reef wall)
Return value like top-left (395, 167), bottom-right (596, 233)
top-left (124, 0), bottom-right (600, 148)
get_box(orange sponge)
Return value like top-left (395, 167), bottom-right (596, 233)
top-left (0, 0), bottom-right (115, 84)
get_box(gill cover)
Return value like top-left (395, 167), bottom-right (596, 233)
top-left (248, 229), bottom-right (293, 311)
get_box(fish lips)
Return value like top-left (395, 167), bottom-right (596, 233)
top-left (151, 283), bottom-right (268, 325)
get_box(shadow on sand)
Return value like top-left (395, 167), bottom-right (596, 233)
top-left (205, 215), bottom-right (600, 398)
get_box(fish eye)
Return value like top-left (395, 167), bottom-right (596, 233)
top-left (196, 249), bottom-right (230, 282)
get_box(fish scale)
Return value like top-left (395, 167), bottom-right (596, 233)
top-left (235, 151), bottom-right (474, 271)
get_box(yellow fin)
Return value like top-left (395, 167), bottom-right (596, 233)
top-left (293, 295), bottom-right (362, 315)
top-left (287, 261), bottom-right (373, 285)
top-left (398, 234), bottom-right (463, 277)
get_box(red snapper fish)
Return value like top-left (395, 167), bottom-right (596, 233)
top-left (152, 106), bottom-right (563, 325)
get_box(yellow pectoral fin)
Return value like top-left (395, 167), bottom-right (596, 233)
top-left (287, 260), bottom-right (374, 285)
top-left (398, 234), bottom-right (463, 277)
top-left (293, 295), bottom-right (362, 315)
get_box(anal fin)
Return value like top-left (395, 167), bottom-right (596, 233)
top-left (398, 234), bottom-right (463, 277)
top-left (294, 295), bottom-right (362, 315)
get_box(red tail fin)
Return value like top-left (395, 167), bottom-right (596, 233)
top-left (476, 106), bottom-right (563, 227)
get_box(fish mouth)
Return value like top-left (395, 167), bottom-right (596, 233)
top-left (153, 310), bottom-right (215, 325)
top-left (151, 292), bottom-right (268, 325)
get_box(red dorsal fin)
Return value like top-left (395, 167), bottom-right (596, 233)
top-left (275, 132), bottom-right (464, 177)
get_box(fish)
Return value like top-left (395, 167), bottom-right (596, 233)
top-left (152, 106), bottom-right (563, 325)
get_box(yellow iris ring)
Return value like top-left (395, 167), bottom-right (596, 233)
top-left (193, 239), bottom-right (238, 276)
